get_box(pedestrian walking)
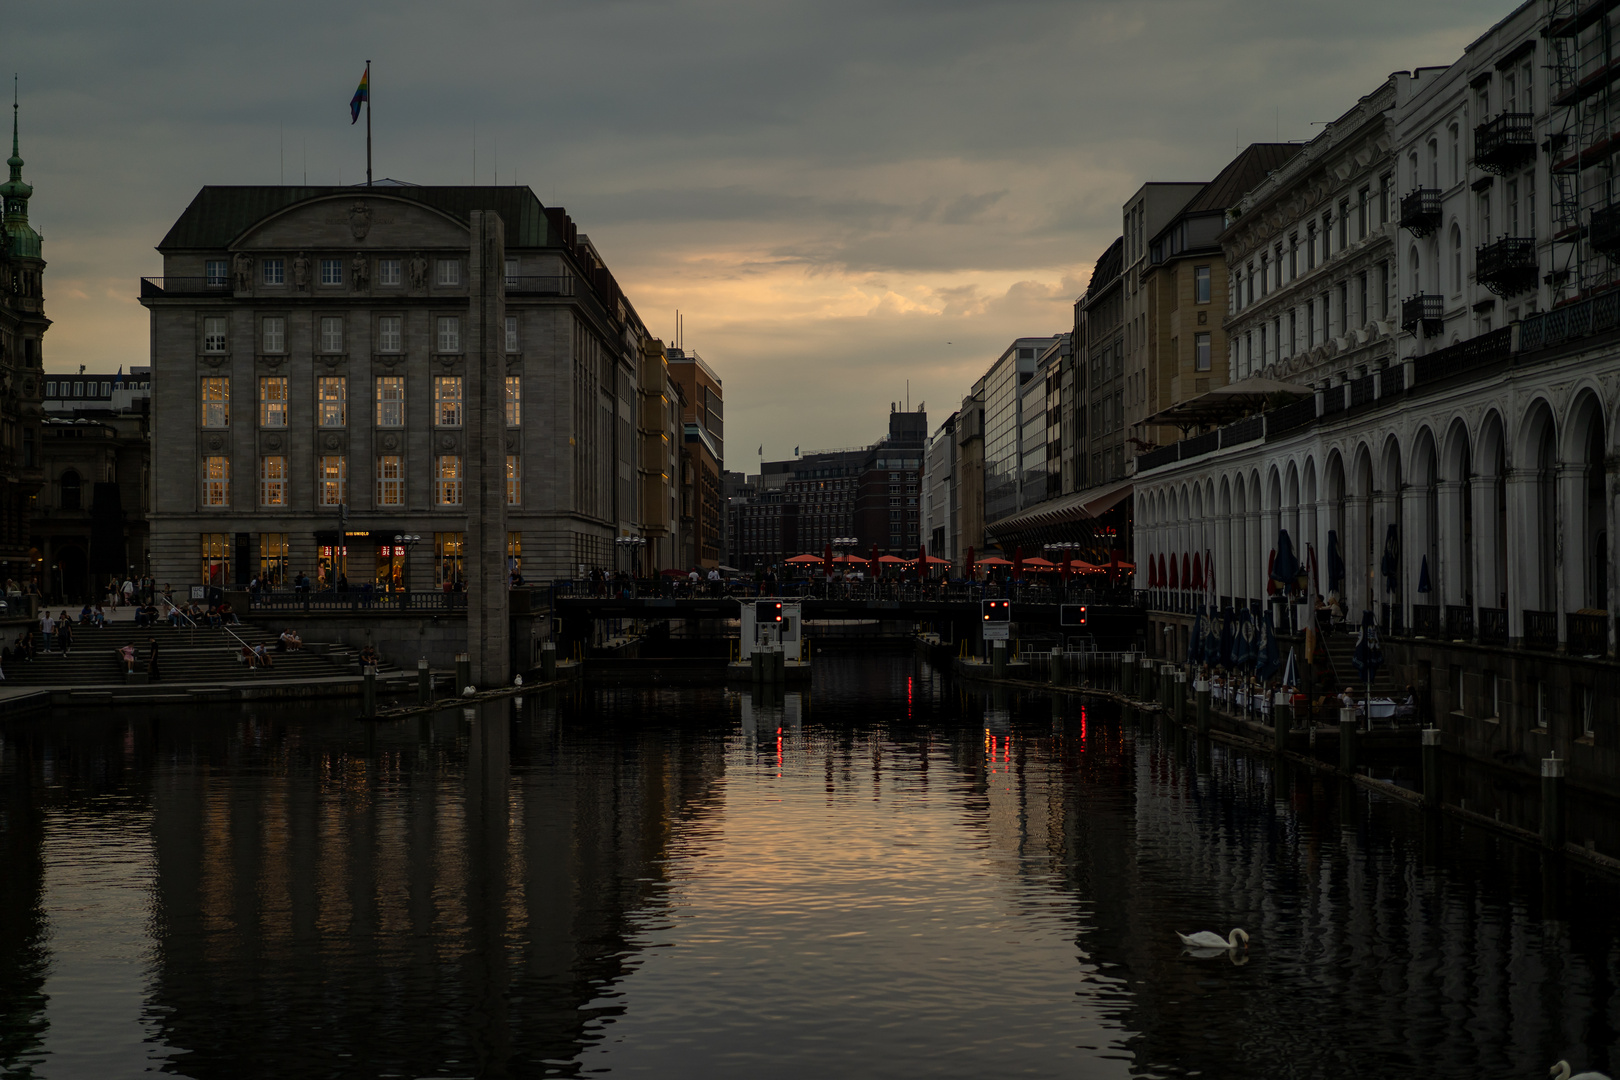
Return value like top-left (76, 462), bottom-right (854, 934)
top-left (39, 609), bottom-right (54, 652)
top-left (146, 638), bottom-right (161, 682)
top-left (121, 579), bottom-right (135, 607)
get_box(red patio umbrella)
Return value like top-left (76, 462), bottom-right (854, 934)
top-left (979, 556), bottom-right (1012, 566)
top-left (1266, 548), bottom-right (1278, 596)
top-left (1023, 557), bottom-right (1056, 569)
top-left (1191, 551), bottom-right (1203, 591)
top-left (918, 543), bottom-right (928, 582)
top-left (784, 553), bottom-right (822, 564)
top-left (1013, 546), bottom-right (1024, 581)
top-left (871, 545), bottom-right (880, 573)
top-left (834, 553), bottom-right (868, 564)
top-left (877, 554), bottom-right (908, 565)
top-left (965, 545), bottom-right (976, 580)
top-left (824, 542), bottom-right (834, 580)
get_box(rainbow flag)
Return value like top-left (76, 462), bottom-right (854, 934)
top-left (349, 67), bottom-right (369, 124)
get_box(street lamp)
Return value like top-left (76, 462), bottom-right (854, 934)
top-left (393, 533), bottom-right (421, 595)
top-left (614, 535), bottom-right (647, 579)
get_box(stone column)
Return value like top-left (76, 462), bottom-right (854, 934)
top-left (1437, 480), bottom-right (1466, 608)
top-left (1504, 469), bottom-right (1538, 639)
top-left (1557, 463), bottom-right (1589, 629)
top-left (1471, 474), bottom-right (1501, 616)
top-left (466, 210), bottom-right (510, 684)
top-left (1400, 484), bottom-right (1428, 629)
top-left (1344, 494), bottom-right (1368, 616)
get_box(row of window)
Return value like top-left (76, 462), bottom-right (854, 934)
top-left (1232, 176), bottom-right (1395, 316)
top-left (201, 454), bottom-right (523, 508)
top-left (1231, 264), bottom-right (1392, 378)
top-left (198, 375), bottom-right (523, 429)
top-left (202, 314), bottom-right (523, 355)
top-left (210, 256), bottom-right (539, 290)
top-left (200, 531), bottom-right (523, 590)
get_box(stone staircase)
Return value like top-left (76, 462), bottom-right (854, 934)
top-left (0, 620), bottom-right (393, 687)
top-left (1320, 631), bottom-right (1399, 696)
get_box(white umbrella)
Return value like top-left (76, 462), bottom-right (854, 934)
top-left (1282, 646), bottom-right (1298, 688)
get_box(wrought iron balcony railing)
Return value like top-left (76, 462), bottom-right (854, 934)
top-left (1475, 236), bottom-right (1538, 296)
top-left (1473, 111), bottom-right (1536, 175)
top-left (1399, 188), bottom-right (1442, 237)
top-left (1400, 293), bottom-right (1444, 336)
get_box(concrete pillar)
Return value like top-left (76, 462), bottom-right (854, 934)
top-left (541, 641), bottom-right (556, 681)
top-left (1471, 474), bottom-right (1502, 614)
top-left (1542, 753), bottom-right (1566, 850)
top-left (1174, 669), bottom-right (1187, 723)
top-left (1050, 646), bottom-right (1064, 686)
top-left (1437, 480), bottom-right (1466, 608)
top-left (1401, 484), bottom-right (1429, 631)
top-left (418, 658), bottom-right (432, 705)
top-left (1505, 470), bottom-right (1538, 638)
top-left (1557, 463), bottom-right (1589, 631)
top-left (362, 665), bottom-right (377, 718)
top-left (1421, 727), bottom-right (1442, 809)
top-left (455, 651), bottom-right (471, 692)
top-left (1273, 692), bottom-right (1290, 753)
top-left (992, 640), bottom-right (1006, 679)
top-left (1195, 677), bottom-right (1210, 734)
top-left (1345, 494), bottom-right (1369, 616)
top-left (465, 209), bottom-right (511, 685)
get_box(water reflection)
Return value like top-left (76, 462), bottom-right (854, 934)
top-left (0, 659), bottom-right (1615, 1079)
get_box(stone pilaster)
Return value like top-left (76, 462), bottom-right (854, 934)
top-left (466, 210), bottom-right (509, 684)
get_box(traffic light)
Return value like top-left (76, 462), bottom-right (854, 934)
top-left (982, 599), bottom-right (1010, 622)
top-left (1061, 604), bottom-right (1088, 627)
top-left (756, 600), bottom-right (783, 624)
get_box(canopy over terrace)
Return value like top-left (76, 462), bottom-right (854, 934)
top-left (1140, 375), bottom-right (1312, 431)
top-left (984, 478), bottom-right (1133, 554)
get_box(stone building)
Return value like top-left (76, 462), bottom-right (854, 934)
top-left (1074, 237), bottom-right (1125, 491)
top-left (1132, 3), bottom-right (1620, 794)
top-left (0, 97), bottom-right (46, 586)
top-left (141, 184), bottom-right (686, 678)
top-left (667, 347), bottom-right (724, 570)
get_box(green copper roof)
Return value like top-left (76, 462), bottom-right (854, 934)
top-left (1, 81), bottom-right (40, 260)
top-left (158, 185), bottom-right (558, 251)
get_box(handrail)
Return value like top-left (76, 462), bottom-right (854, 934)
top-left (160, 597), bottom-right (257, 657)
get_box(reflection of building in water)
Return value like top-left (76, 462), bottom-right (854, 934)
top-left (141, 697), bottom-right (726, 1075)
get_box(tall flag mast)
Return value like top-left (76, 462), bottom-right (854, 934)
top-left (350, 61), bottom-right (371, 185)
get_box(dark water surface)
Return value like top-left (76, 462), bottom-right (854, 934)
top-left (2, 654), bottom-right (1617, 1079)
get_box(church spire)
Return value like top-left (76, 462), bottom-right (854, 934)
top-left (2, 76), bottom-right (40, 260)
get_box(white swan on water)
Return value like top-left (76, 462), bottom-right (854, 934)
top-left (1551, 1061), bottom-right (1611, 1080)
top-left (1176, 928), bottom-right (1249, 950)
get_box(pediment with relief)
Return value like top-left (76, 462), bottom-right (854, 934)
top-left (233, 195), bottom-right (469, 250)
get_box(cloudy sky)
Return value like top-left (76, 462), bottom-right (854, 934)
top-left (19, 0), bottom-right (1507, 465)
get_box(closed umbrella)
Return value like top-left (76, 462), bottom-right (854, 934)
top-left (823, 543), bottom-right (833, 580)
top-left (965, 546), bottom-right (976, 581)
top-left (1327, 530), bottom-right (1345, 596)
top-left (1272, 529), bottom-right (1299, 593)
top-left (1380, 524), bottom-right (1399, 594)
top-left (1013, 546), bottom-right (1025, 582)
top-left (1168, 553), bottom-right (1179, 590)
top-left (1204, 606), bottom-right (1223, 663)
top-left (1181, 552), bottom-right (1191, 592)
top-left (1255, 610), bottom-right (1280, 682)
top-left (1191, 552), bottom-right (1203, 591)
top-left (1266, 549), bottom-right (1278, 596)
top-left (1219, 608), bottom-right (1236, 668)
top-left (1281, 645), bottom-right (1299, 689)
top-left (1418, 555), bottom-right (1432, 595)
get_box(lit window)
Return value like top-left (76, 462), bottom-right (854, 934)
top-left (262, 259), bottom-right (284, 286)
top-left (376, 455), bottom-right (404, 506)
top-left (436, 316), bottom-right (460, 352)
top-left (318, 455), bottom-right (346, 506)
top-left (376, 259), bottom-right (401, 286)
top-left (262, 316), bottom-right (285, 353)
top-left (318, 376), bottom-right (347, 427)
top-left (260, 455), bottom-right (287, 505)
top-left (436, 259), bottom-right (460, 286)
top-left (206, 259), bottom-right (228, 288)
top-left (436, 455), bottom-right (463, 506)
top-left (505, 375), bottom-right (521, 426)
top-left (320, 316), bottom-right (343, 353)
top-left (378, 315), bottom-right (401, 353)
top-left (376, 376), bottom-right (404, 427)
top-left (505, 315), bottom-right (518, 353)
top-left (320, 258), bottom-right (343, 286)
top-left (506, 455), bottom-right (520, 506)
top-left (203, 456), bottom-right (230, 506)
top-left (200, 377), bottom-right (230, 428)
top-left (434, 375), bottom-right (463, 427)
top-left (259, 376), bottom-right (288, 428)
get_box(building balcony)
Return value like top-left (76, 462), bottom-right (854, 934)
top-left (1400, 293), bottom-right (1445, 336)
top-left (1473, 112), bottom-right (1536, 175)
top-left (1475, 236), bottom-right (1538, 296)
top-left (1399, 189), bottom-right (1442, 237)
top-left (1591, 203), bottom-right (1620, 255)
top-left (139, 277), bottom-right (231, 298)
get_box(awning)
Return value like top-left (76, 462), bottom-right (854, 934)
top-left (1141, 375), bottom-right (1312, 429)
top-left (986, 479), bottom-right (1133, 539)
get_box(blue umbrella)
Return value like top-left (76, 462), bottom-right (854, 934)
top-left (1281, 646), bottom-right (1299, 688)
top-left (1219, 609), bottom-right (1235, 668)
top-left (1352, 609), bottom-right (1383, 681)
top-left (1255, 610), bottom-right (1280, 681)
top-left (1326, 530), bottom-right (1346, 595)
top-left (1418, 555), bottom-right (1432, 595)
top-left (1187, 607), bottom-right (1204, 665)
top-left (1235, 607), bottom-right (1257, 668)
top-left (1205, 606), bottom-right (1223, 665)
top-left (1271, 529), bottom-right (1300, 591)
top-left (1380, 524), bottom-right (1400, 594)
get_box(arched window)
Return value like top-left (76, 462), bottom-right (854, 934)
top-left (1411, 247), bottom-right (1422, 295)
top-left (1428, 139), bottom-right (1439, 188)
top-left (1451, 225), bottom-right (1463, 294)
top-left (60, 470), bottom-right (81, 512)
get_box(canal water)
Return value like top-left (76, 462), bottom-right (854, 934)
top-left (1, 654), bottom-right (1616, 1079)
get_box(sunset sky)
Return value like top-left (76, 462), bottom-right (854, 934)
top-left (17, 0), bottom-right (1506, 466)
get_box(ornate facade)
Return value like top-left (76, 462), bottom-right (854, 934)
top-left (0, 95), bottom-right (47, 585)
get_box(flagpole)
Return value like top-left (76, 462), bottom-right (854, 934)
top-left (365, 60), bottom-right (372, 186)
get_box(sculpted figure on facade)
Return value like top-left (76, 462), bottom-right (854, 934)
top-left (292, 252), bottom-right (310, 290)
top-left (232, 252), bottom-right (253, 292)
top-left (409, 252), bottom-right (429, 290)
top-left (351, 253), bottom-right (369, 291)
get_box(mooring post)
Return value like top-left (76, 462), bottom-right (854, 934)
top-left (1338, 706), bottom-right (1358, 773)
top-left (1422, 727), bottom-right (1442, 809)
top-left (1195, 677), bottom-right (1210, 734)
top-left (1121, 652), bottom-right (1134, 696)
top-left (1541, 753), bottom-right (1566, 850)
top-left (992, 640), bottom-right (1007, 679)
top-left (751, 648), bottom-right (763, 683)
top-left (1273, 692), bottom-right (1290, 753)
top-left (455, 652), bottom-right (471, 692)
top-left (362, 665), bottom-right (377, 718)
top-left (1141, 657), bottom-right (1156, 702)
top-left (774, 647), bottom-right (786, 683)
top-left (417, 658), bottom-right (432, 706)
top-left (1174, 669), bottom-right (1188, 723)
top-left (542, 641), bottom-right (556, 681)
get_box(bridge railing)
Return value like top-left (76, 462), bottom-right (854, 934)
top-left (1022, 648), bottom-right (1134, 692)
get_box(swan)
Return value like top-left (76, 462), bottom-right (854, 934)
top-left (1176, 928), bottom-right (1249, 950)
top-left (1550, 1062), bottom-right (1611, 1080)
